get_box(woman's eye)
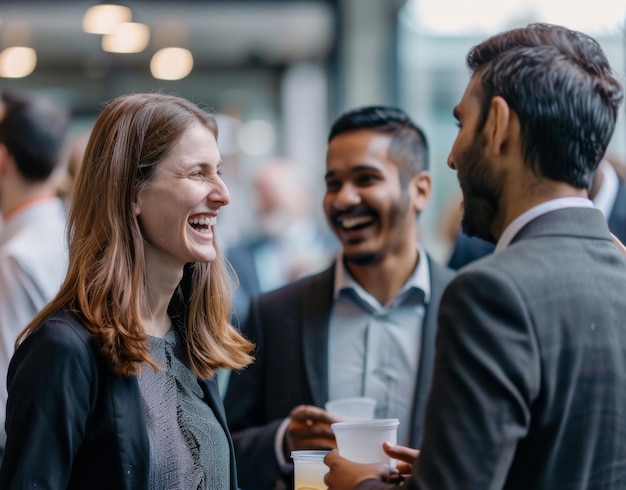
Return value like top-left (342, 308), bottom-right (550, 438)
top-left (189, 171), bottom-right (209, 181)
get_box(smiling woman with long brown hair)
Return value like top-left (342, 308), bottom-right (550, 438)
top-left (0, 92), bottom-right (254, 490)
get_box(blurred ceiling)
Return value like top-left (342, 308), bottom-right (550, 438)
top-left (0, 1), bottom-right (337, 69)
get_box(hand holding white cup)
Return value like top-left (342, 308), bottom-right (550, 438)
top-left (331, 418), bottom-right (400, 468)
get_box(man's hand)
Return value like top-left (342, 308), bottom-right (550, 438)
top-left (382, 442), bottom-right (419, 479)
top-left (324, 448), bottom-right (397, 489)
top-left (285, 405), bottom-right (339, 455)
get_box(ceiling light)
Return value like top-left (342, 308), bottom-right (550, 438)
top-left (150, 47), bottom-right (193, 80)
top-left (0, 47), bottom-right (37, 78)
top-left (102, 22), bottom-right (150, 53)
top-left (82, 4), bottom-right (132, 35)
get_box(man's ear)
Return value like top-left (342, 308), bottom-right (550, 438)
top-left (410, 170), bottom-right (432, 213)
top-left (484, 95), bottom-right (518, 157)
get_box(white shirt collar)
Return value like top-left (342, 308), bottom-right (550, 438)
top-left (495, 197), bottom-right (594, 253)
top-left (591, 159), bottom-right (619, 220)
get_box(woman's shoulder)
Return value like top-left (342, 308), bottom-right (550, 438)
top-left (9, 309), bottom-right (103, 391)
top-left (20, 309), bottom-right (97, 360)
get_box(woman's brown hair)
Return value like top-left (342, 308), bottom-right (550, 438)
top-left (17, 92), bottom-right (253, 378)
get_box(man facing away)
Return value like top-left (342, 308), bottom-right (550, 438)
top-left (324, 22), bottom-right (626, 490)
top-left (446, 157), bottom-right (626, 270)
top-left (224, 106), bottom-right (455, 490)
top-left (0, 90), bottom-right (70, 455)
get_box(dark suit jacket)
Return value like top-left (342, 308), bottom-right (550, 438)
top-left (447, 180), bottom-right (626, 270)
top-left (227, 240), bottom-right (262, 329)
top-left (359, 207), bottom-right (626, 490)
top-left (224, 254), bottom-right (454, 490)
top-left (0, 309), bottom-right (238, 490)
top-left (607, 180), bottom-right (626, 243)
top-left (227, 235), bottom-right (338, 329)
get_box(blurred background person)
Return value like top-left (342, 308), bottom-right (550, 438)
top-left (224, 106), bottom-right (454, 490)
top-left (0, 89), bottom-right (70, 458)
top-left (55, 129), bottom-right (91, 208)
top-left (0, 93), bottom-right (254, 488)
top-left (227, 157), bottom-right (337, 328)
top-left (0, 1), bottom-right (623, 271)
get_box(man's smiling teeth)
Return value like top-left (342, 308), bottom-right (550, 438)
top-left (339, 216), bottom-right (372, 229)
top-left (188, 216), bottom-right (216, 234)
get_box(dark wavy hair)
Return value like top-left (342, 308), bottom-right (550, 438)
top-left (467, 23), bottom-right (623, 188)
top-left (0, 89), bottom-right (70, 181)
top-left (328, 105), bottom-right (429, 188)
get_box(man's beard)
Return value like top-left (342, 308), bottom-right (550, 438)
top-left (342, 190), bottom-right (412, 266)
top-left (344, 251), bottom-right (379, 266)
top-left (458, 135), bottom-right (504, 243)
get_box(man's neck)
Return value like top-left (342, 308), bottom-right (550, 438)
top-left (492, 176), bottom-right (587, 241)
top-left (345, 245), bottom-right (420, 306)
top-left (1, 179), bottom-right (57, 221)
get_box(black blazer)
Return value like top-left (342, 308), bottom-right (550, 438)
top-left (224, 254), bottom-right (454, 490)
top-left (0, 309), bottom-right (238, 490)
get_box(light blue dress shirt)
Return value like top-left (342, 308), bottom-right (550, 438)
top-left (328, 245), bottom-right (430, 445)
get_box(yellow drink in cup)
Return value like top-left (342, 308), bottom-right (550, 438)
top-left (291, 450), bottom-right (329, 490)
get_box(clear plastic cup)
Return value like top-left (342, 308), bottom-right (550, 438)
top-left (324, 397), bottom-right (377, 421)
top-left (331, 418), bottom-right (399, 467)
top-left (291, 450), bottom-right (329, 490)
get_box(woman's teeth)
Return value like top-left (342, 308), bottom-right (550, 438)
top-left (188, 216), bottom-right (216, 226)
top-left (188, 216), bottom-right (216, 234)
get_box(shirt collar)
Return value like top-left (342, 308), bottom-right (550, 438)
top-left (495, 197), bottom-right (594, 253)
top-left (333, 243), bottom-right (431, 306)
top-left (591, 159), bottom-right (619, 220)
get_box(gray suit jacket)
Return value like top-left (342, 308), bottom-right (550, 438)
top-left (224, 254), bottom-right (454, 490)
top-left (359, 207), bottom-right (626, 490)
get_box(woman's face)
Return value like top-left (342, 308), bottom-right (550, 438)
top-left (134, 122), bottom-right (229, 271)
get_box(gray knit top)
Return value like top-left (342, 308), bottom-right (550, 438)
top-left (137, 326), bottom-right (230, 490)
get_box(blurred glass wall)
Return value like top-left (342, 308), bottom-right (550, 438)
top-left (1, 0), bottom-right (624, 260)
top-left (399, 0), bottom-right (626, 260)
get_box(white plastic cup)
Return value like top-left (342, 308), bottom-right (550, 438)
top-left (331, 418), bottom-right (399, 467)
top-left (291, 450), bottom-right (329, 490)
top-left (324, 397), bottom-right (377, 421)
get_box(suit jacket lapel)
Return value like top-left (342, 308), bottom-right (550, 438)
top-left (200, 378), bottom-right (238, 490)
top-left (408, 255), bottom-right (453, 447)
top-left (302, 265), bottom-right (336, 408)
